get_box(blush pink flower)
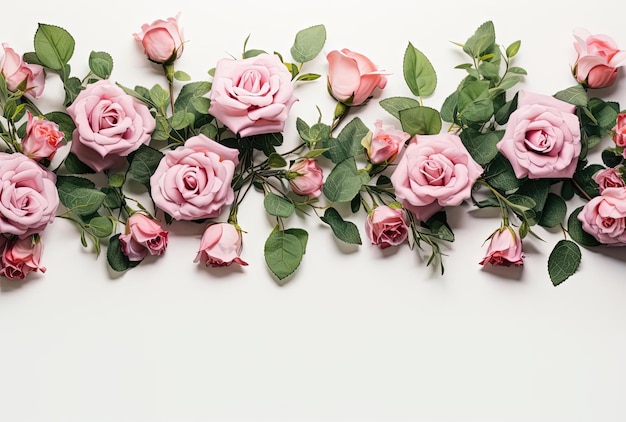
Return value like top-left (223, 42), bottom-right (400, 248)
top-left (133, 14), bottom-right (184, 64)
top-left (209, 53), bottom-right (297, 138)
top-left (67, 80), bottom-right (155, 172)
top-left (0, 152), bottom-right (59, 238)
top-left (362, 120), bottom-right (410, 164)
top-left (326, 49), bottom-right (387, 106)
top-left (119, 213), bottom-right (168, 261)
top-left (21, 112), bottom-right (65, 161)
top-left (365, 205), bottom-right (409, 249)
top-left (287, 158), bottom-right (324, 197)
top-left (390, 133), bottom-right (483, 221)
top-left (612, 113), bottom-right (626, 148)
top-left (496, 91), bottom-right (581, 180)
top-left (573, 28), bottom-right (626, 89)
top-left (578, 187), bottom-right (626, 246)
top-left (479, 226), bottom-right (524, 267)
top-left (150, 134), bottom-right (239, 221)
top-left (0, 235), bottom-right (46, 280)
top-left (0, 43), bottom-right (45, 99)
top-left (594, 167), bottom-right (625, 193)
top-left (194, 222), bottom-right (248, 267)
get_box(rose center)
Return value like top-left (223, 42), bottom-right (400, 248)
top-left (420, 159), bottom-right (448, 186)
top-left (525, 129), bottom-right (552, 154)
top-left (183, 174), bottom-right (198, 191)
top-left (238, 69), bottom-right (264, 93)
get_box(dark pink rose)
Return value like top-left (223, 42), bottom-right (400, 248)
top-left (390, 133), bottom-right (483, 221)
top-left (594, 167), bottom-right (625, 193)
top-left (133, 14), bottom-right (184, 64)
top-left (119, 213), bottom-right (168, 261)
top-left (578, 187), bottom-right (626, 246)
top-left (287, 158), bottom-right (323, 197)
top-left (362, 120), bottom-right (410, 164)
top-left (0, 43), bottom-right (45, 99)
top-left (573, 28), bottom-right (626, 89)
top-left (0, 235), bottom-right (46, 280)
top-left (496, 91), bottom-right (581, 179)
top-left (0, 152), bottom-right (58, 238)
top-left (479, 226), bottom-right (524, 267)
top-left (326, 49), bottom-right (387, 106)
top-left (67, 80), bottom-right (155, 172)
top-left (194, 222), bottom-right (248, 267)
top-left (612, 113), bottom-right (626, 148)
top-left (365, 205), bottom-right (409, 249)
top-left (21, 112), bottom-right (65, 161)
top-left (150, 134), bottom-right (239, 220)
top-left (209, 53), bottom-right (297, 138)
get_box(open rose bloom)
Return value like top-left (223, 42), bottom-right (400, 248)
top-left (0, 235), bottom-right (46, 280)
top-left (365, 205), bottom-right (409, 249)
top-left (480, 226), bottom-right (524, 267)
top-left (326, 49), bottom-right (387, 106)
top-left (194, 223), bottom-right (248, 267)
top-left (612, 113), bottom-right (626, 149)
top-left (133, 14), bottom-right (184, 64)
top-left (578, 187), bottom-right (626, 246)
top-left (573, 28), bottom-right (626, 89)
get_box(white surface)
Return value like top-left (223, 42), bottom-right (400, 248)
top-left (2, 1), bottom-right (626, 421)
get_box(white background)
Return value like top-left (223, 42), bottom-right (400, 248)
top-left (2, 1), bottom-right (626, 421)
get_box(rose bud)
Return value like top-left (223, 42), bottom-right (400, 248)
top-left (326, 48), bottom-right (387, 106)
top-left (365, 205), bottom-right (409, 249)
top-left (479, 226), bottom-right (524, 267)
top-left (362, 119), bottom-right (410, 165)
top-left (0, 235), bottom-right (46, 280)
top-left (21, 112), bottom-right (65, 161)
top-left (0, 43), bottom-right (45, 99)
top-left (133, 14), bottom-right (184, 64)
top-left (194, 222), bottom-right (248, 267)
top-left (572, 28), bottom-right (626, 89)
top-left (119, 213), bottom-right (168, 262)
top-left (594, 166), bottom-right (626, 194)
top-left (286, 158), bottom-right (324, 197)
top-left (612, 113), bottom-right (626, 148)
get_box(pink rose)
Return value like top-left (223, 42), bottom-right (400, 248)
top-left (496, 91), bottom-right (581, 179)
top-left (194, 222), bottom-right (248, 267)
top-left (67, 79), bottom-right (155, 172)
top-left (150, 134), bottom-right (239, 220)
top-left (0, 43), bottom-right (45, 99)
top-left (133, 14), bottom-right (184, 64)
top-left (0, 152), bottom-right (58, 238)
top-left (362, 119), bottom-right (410, 164)
top-left (612, 113), bottom-right (626, 147)
top-left (365, 205), bottom-right (409, 249)
top-left (326, 49), bottom-right (387, 106)
top-left (119, 213), bottom-right (168, 261)
top-left (390, 133), bottom-right (483, 221)
top-left (287, 158), bottom-right (324, 197)
top-left (573, 28), bottom-right (626, 89)
top-left (21, 112), bottom-right (65, 161)
top-left (209, 53), bottom-right (297, 138)
top-left (0, 235), bottom-right (46, 280)
top-left (594, 167), bottom-right (625, 193)
top-left (578, 187), bottom-right (626, 246)
top-left (479, 226), bottom-right (524, 267)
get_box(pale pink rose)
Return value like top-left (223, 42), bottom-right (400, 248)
top-left (578, 187), bottom-right (626, 246)
top-left (67, 79), bottom-right (155, 172)
top-left (612, 113), bottom-right (626, 147)
top-left (0, 152), bottom-right (58, 238)
top-left (21, 112), bottom-right (65, 161)
top-left (209, 53), bottom-right (297, 138)
top-left (133, 14), bottom-right (184, 64)
top-left (0, 43), bottom-right (45, 99)
top-left (150, 134), bottom-right (239, 220)
top-left (594, 167), bottom-right (625, 193)
top-left (573, 28), bottom-right (626, 89)
top-left (0, 235), bottom-right (46, 280)
top-left (194, 222), bottom-right (248, 267)
top-left (363, 120), bottom-right (410, 164)
top-left (287, 158), bottom-right (323, 197)
top-left (390, 133), bottom-right (483, 221)
top-left (479, 226), bottom-right (524, 266)
top-left (326, 49), bottom-right (387, 106)
top-left (365, 205), bottom-right (409, 249)
top-left (119, 213), bottom-right (168, 261)
top-left (496, 91), bottom-right (581, 179)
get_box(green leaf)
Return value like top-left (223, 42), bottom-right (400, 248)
top-left (173, 70), bottom-right (191, 81)
top-left (484, 153), bottom-right (525, 192)
top-left (169, 110), bottom-right (195, 130)
top-left (264, 228), bottom-right (307, 284)
top-left (573, 164), bottom-right (603, 199)
top-left (399, 105), bottom-right (442, 136)
top-left (460, 129), bottom-right (503, 165)
top-left (267, 152), bottom-right (287, 168)
top-left (63, 76), bottom-right (83, 106)
top-left (290, 24), bottom-right (326, 63)
top-left (463, 21), bottom-right (495, 58)
top-left (56, 175), bottom-right (95, 192)
top-left (44, 111), bottom-right (76, 142)
top-left (440, 91), bottom-right (458, 123)
top-left (127, 145), bottom-right (164, 188)
top-left (34, 23), bottom-right (75, 70)
top-left (88, 51), bottom-right (113, 79)
top-left (403, 42), bottom-right (437, 97)
top-left (150, 84), bottom-right (170, 110)
top-left (324, 117), bottom-right (369, 164)
top-left (58, 187), bottom-right (106, 216)
top-left (174, 81), bottom-right (211, 116)
top-left (101, 186), bottom-right (124, 209)
top-left (554, 85), bottom-right (588, 107)
top-left (320, 207), bottom-right (362, 245)
top-left (567, 206), bottom-right (601, 247)
top-left (379, 96), bottom-right (421, 120)
top-left (458, 80), bottom-right (493, 124)
top-left (539, 193), bottom-right (567, 228)
top-left (107, 234), bottom-right (141, 271)
top-left (108, 173), bottom-right (125, 188)
top-left (322, 157), bottom-right (369, 202)
top-left (264, 192), bottom-right (295, 218)
top-left (88, 216), bottom-right (114, 238)
top-left (505, 40), bottom-right (521, 58)
top-left (296, 118), bottom-right (331, 148)
top-left (548, 240), bottom-right (581, 286)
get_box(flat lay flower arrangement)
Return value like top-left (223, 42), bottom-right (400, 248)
top-left (1, 16), bottom-right (625, 286)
